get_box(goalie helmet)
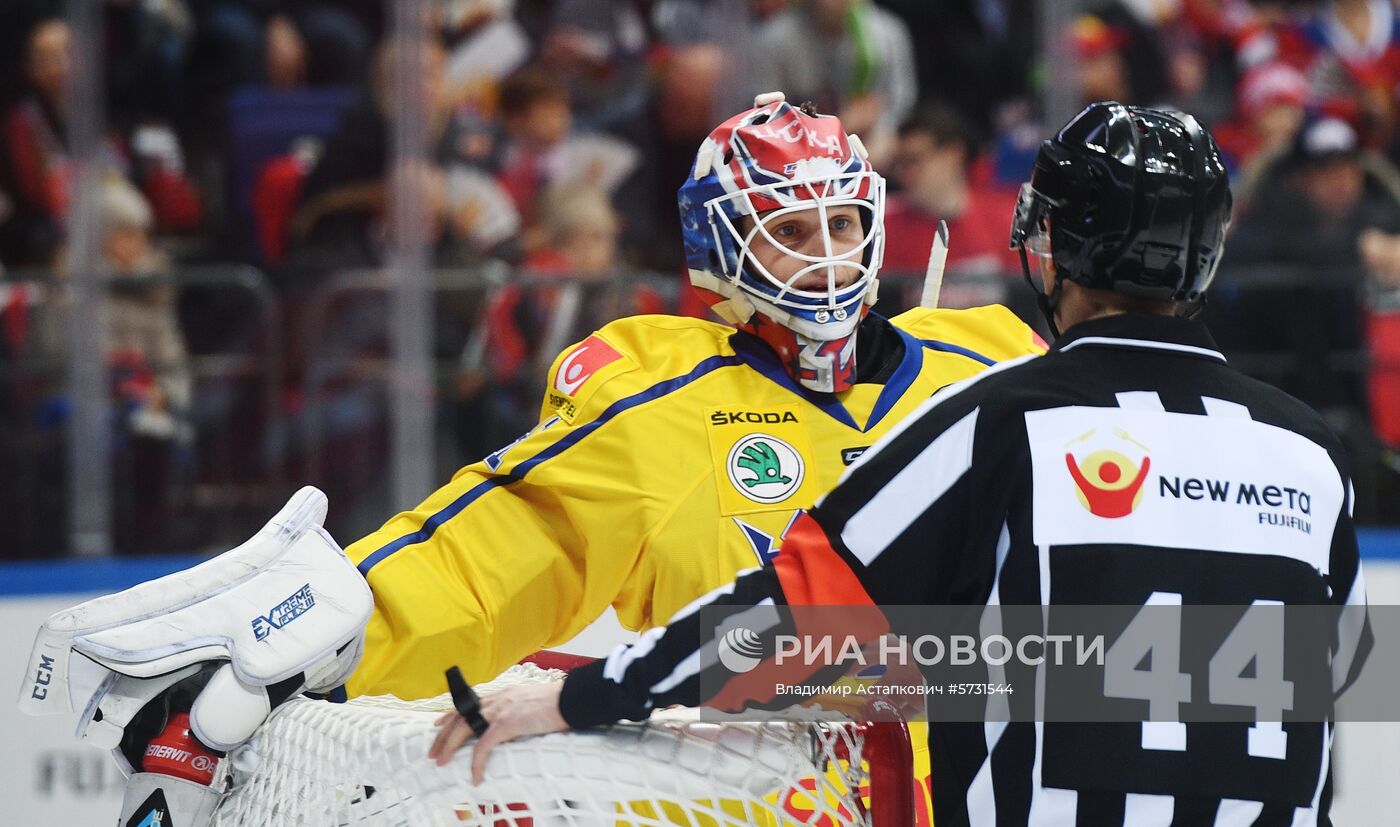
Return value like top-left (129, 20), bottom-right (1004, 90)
top-left (679, 92), bottom-right (886, 393)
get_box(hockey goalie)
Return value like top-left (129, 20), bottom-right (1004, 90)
top-left (16, 93), bottom-right (1042, 826)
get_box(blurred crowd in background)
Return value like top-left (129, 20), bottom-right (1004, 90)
top-left (1, 0), bottom-right (1398, 557)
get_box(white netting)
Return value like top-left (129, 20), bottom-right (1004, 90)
top-left (208, 664), bottom-right (873, 826)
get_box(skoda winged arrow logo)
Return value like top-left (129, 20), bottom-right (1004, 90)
top-left (727, 434), bottom-right (805, 504)
top-left (737, 441), bottom-right (792, 488)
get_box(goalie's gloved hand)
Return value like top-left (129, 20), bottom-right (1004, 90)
top-left (188, 633), bottom-right (363, 751)
top-left (19, 486), bottom-right (372, 764)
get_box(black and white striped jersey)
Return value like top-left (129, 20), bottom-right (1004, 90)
top-left (559, 312), bottom-right (1370, 827)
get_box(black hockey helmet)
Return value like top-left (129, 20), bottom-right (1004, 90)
top-left (1010, 101), bottom-right (1232, 306)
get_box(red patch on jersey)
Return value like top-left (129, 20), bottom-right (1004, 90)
top-left (552, 336), bottom-right (623, 395)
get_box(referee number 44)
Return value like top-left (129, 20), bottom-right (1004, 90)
top-left (1104, 592), bottom-right (1293, 760)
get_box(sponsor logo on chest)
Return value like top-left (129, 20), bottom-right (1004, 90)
top-left (705, 405), bottom-right (821, 515)
top-left (710, 410), bottom-right (800, 426)
top-left (727, 434), bottom-right (805, 503)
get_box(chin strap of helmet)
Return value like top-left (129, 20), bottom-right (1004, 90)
top-left (1018, 243), bottom-right (1063, 340)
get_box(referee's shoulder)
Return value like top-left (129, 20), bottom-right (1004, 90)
top-left (1224, 367), bottom-right (1351, 457)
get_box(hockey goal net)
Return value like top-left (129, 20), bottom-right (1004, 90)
top-left (207, 661), bottom-right (913, 826)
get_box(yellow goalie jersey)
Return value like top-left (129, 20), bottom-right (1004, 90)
top-left (346, 305), bottom-right (1041, 698)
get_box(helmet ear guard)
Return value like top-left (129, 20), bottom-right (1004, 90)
top-left (689, 269), bottom-right (757, 325)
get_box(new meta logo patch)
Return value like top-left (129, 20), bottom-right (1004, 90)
top-left (1064, 429), bottom-right (1152, 519)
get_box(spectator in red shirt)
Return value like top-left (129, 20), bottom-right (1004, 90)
top-left (882, 106), bottom-right (1020, 290)
top-left (455, 184), bottom-right (655, 462)
top-left (0, 17), bottom-right (202, 267)
top-left (1272, 0), bottom-right (1400, 147)
top-left (0, 17), bottom-right (73, 265)
top-left (491, 66), bottom-right (641, 262)
top-left (1214, 61), bottom-right (1311, 178)
top-left (486, 183), bottom-right (651, 390)
top-left (1068, 14), bottom-right (1133, 108)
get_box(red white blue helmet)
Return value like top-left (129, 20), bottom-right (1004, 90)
top-left (679, 93), bottom-right (886, 392)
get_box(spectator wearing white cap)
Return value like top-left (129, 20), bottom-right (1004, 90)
top-left (27, 174), bottom-right (193, 551)
top-left (39, 174), bottom-right (192, 438)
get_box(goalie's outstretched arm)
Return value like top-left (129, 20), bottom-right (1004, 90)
top-left (346, 329), bottom-right (668, 698)
top-left (429, 561), bottom-right (793, 781)
top-left (433, 506), bottom-right (888, 780)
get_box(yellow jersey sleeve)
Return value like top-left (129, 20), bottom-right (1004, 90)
top-left (344, 320), bottom-right (727, 699)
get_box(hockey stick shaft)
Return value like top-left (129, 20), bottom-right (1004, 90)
top-left (919, 220), bottom-right (949, 309)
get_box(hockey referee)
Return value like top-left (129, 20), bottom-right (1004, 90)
top-left (436, 102), bottom-right (1373, 826)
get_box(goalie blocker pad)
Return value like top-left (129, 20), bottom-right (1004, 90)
top-left (18, 486), bottom-right (371, 743)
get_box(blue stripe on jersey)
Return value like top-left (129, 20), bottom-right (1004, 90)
top-left (862, 325), bottom-right (924, 432)
top-left (920, 338), bottom-right (998, 367)
top-left (356, 353), bottom-right (745, 576)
